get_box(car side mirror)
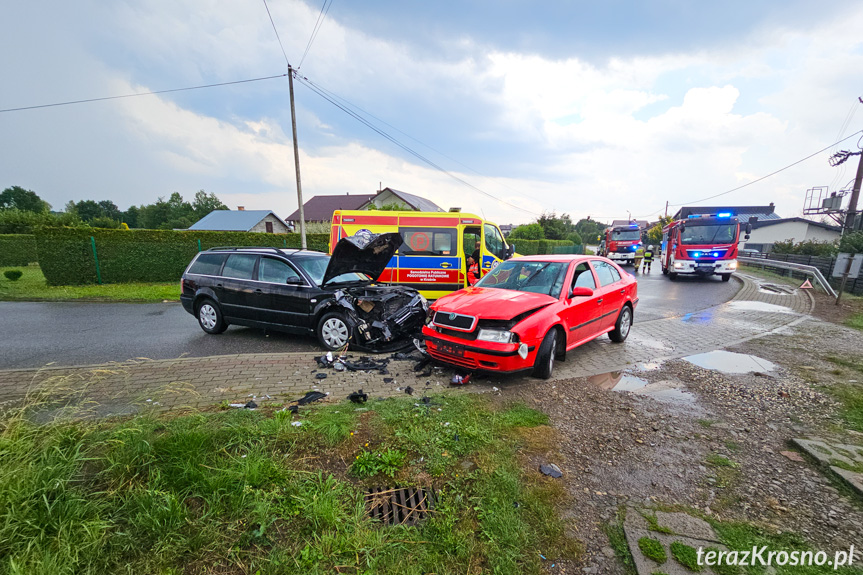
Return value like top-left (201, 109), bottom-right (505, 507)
top-left (570, 286), bottom-right (594, 298)
top-left (679, 223), bottom-right (685, 233)
top-left (745, 222), bottom-right (752, 234)
top-left (744, 234), bottom-right (750, 240)
top-left (505, 244), bottom-right (515, 260)
top-left (286, 276), bottom-right (303, 285)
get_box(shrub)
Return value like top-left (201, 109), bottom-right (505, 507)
top-left (35, 228), bottom-right (331, 285)
top-left (3, 269), bottom-right (23, 281)
top-left (771, 238), bottom-right (837, 257)
top-left (839, 231), bottom-right (863, 254)
top-left (506, 239), bottom-right (573, 256)
top-left (0, 234), bottom-right (38, 266)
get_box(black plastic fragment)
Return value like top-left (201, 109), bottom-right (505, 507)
top-left (315, 373), bottom-right (328, 380)
top-left (298, 391), bottom-right (327, 405)
top-left (349, 389), bottom-right (369, 403)
top-left (404, 386), bottom-right (414, 396)
top-left (244, 400), bottom-right (257, 409)
top-left (539, 463), bottom-right (563, 478)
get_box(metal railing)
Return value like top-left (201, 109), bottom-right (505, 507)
top-left (737, 256), bottom-right (837, 298)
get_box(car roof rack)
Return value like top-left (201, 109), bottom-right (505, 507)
top-left (206, 246), bottom-right (285, 253)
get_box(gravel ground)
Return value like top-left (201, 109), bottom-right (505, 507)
top-left (496, 313), bottom-right (863, 574)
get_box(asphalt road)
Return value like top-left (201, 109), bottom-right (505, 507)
top-left (0, 269), bottom-right (739, 369)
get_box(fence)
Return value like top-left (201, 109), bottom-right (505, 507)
top-left (741, 252), bottom-right (863, 296)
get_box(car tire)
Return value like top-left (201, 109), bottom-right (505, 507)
top-left (662, 267), bottom-right (668, 276)
top-left (669, 272), bottom-right (678, 281)
top-left (197, 298), bottom-right (227, 334)
top-left (721, 273), bottom-right (731, 282)
top-left (317, 311), bottom-right (352, 351)
top-left (609, 305), bottom-right (632, 343)
top-left (532, 329), bottom-right (557, 380)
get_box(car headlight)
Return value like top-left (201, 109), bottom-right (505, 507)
top-left (477, 329), bottom-right (515, 343)
top-left (674, 261), bottom-right (684, 269)
top-left (728, 261), bottom-right (738, 270)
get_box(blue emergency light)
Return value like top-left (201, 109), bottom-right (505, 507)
top-left (717, 212), bottom-right (732, 218)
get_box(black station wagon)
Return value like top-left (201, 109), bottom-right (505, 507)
top-left (180, 233), bottom-right (428, 351)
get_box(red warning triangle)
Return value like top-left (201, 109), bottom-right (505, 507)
top-left (799, 279), bottom-right (813, 289)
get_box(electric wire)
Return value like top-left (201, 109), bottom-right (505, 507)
top-left (300, 75), bottom-right (544, 210)
top-left (298, 0), bottom-right (333, 70)
top-left (0, 74), bottom-right (288, 113)
top-left (262, 0), bottom-right (291, 70)
top-left (293, 73), bottom-right (543, 216)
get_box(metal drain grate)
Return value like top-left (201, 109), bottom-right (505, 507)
top-left (364, 487), bottom-right (434, 526)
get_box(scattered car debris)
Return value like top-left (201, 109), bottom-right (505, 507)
top-left (539, 463), bottom-right (563, 478)
top-left (349, 390), bottom-right (369, 403)
top-left (343, 357), bottom-right (390, 372)
top-left (244, 400), bottom-right (257, 409)
top-left (404, 386), bottom-right (414, 395)
top-left (450, 374), bottom-right (471, 386)
top-left (291, 421), bottom-right (303, 427)
top-left (297, 391), bottom-right (328, 405)
top-left (315, 373), bottom-right (328, 380)
top-left (383, 377), bottom-right (394, 383)
top-left (334, 363), bottom-right (346, 372)
top-left (413, 357), bottom-right (432, 372)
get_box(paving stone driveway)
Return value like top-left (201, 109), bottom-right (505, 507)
top-left (0, 274), bottom-right (814, 415)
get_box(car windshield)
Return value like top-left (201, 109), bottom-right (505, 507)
top-left (611, 230), bottom-right (640, 241)
top-left (474, 261), bottom-right (568, 297)
top-left (290, 254), bottom-right (370, 286)
top-left (681, 224), bottom-right (736, 245)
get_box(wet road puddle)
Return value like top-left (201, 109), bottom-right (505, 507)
top-left (727, 300), bottom-right (796, 314)
top-left (587, 371), bottom-right (697, 406)
top-left (683, 350), bottom-right (776, 373)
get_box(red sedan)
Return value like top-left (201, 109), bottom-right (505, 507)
top-left (422, 255), bottom-right (637, 379)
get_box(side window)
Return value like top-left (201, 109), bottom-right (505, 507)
top-left (222, 254), bottom-right (257, 280)
top-left (608, 264), bottom-right (621, 283)
top-left (572, 262), bottom-right (596, 289)
top-left (592, 260), bottom-right (618, 287)
top-left (188, 253), bottom-right (226, 276)
top-left (401, 228), bottom-right (455, 255)
top-left (258, 257), bottom-right (301, 284)
top-left (483, 224), bottom-right (505, 260)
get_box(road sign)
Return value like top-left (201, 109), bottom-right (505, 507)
top-left (832, 253), bottom-right (863, 279)
top-left (799, 279), bottom-right (813, 289)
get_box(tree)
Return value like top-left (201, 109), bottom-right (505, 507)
top-left (566, 231), bottom-right (583, 245)
top-left (647, 216), bottom-right (673, 245)
top-left (508, 223), bottom-right (544, 240)
top-left (191, 190), bottom-right (227, 219)
top-left (367, 202), bottom-right (408, 211)
top-left (122, 205), bottom-right (140, 228)
top-left (67, 200), bottom-right (104, 222)
top-left (0, 186), bottom-right (51, 213)
top-left (840, 231), bottom-right (863, 254)
top-left (537, 211), bottom-right (573, 240)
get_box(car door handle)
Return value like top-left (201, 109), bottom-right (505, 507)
top-left (254, 289), bottom-right (263, 294)
top-left (620, 289), bottom-right (625, 294)
top-left (215, 283), bottom-right (223, 288)
top-left (597, 298), bottom-right (603, 304)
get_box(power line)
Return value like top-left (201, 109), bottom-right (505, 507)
top-left (293, 73), bottom-right (542, 216)
top-left (0, 74), bottom-right (288, 114)
top-left (262, 0), bottom-right (291, 70)
top-left (668, 129), bottom-right (863, 208)
top-left (298, 0), bottom-right (333, 70)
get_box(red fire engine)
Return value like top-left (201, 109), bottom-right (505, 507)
top-left (661, 211), bottom-right (753, 281)
top-left (598, 223), bottom-right (643, 266)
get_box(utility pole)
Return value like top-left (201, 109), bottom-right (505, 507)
top-left (844, 151), bottom-right (863, 234)
top-left (664, 201), bottom-right (669, 218)
top-left (288, 66), bottom-right (307, 248)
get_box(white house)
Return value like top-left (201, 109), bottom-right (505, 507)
top-left (744, 217), bottom-right (840, 252)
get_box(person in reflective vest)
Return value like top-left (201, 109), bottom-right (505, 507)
top-left (466, 256), bottom-right (481, 286)
top-left (642, 245), bottom-right (655, 273)
top-left (633, 246), bottom-right (644, 273)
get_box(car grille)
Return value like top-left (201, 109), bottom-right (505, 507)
top-left (427, 347), bottom-right (478, 369)
top-left (432, 311), bottom-right (476, 331)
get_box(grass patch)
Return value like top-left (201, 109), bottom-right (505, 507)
top-left (697, 419), bottom-right (714, 428)
top-left (829, 458), bottom-right (863, 473)
top-left (638, 537), bottom-right (667, 564)
top-left (0, 394), bottom-right (578, 574)
top-left (670, 541), bottom-right (703, 571)
top-left (846, 313), bottom-right (863, 331)
top-left (706, 454), bottom-right (738, 468)
top-left (0, 264), bottom-right (179, 302)
top-left (725, 441), bottom-right (740, 452)
top-left (603, 507), bottom-right (637, 575)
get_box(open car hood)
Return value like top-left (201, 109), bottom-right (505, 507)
top-left (322, 231), bottom-right (403, 286)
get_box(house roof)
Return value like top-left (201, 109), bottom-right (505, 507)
top-left (285, 194), bottom-right (376, 222)
top-left (750, 217), bottom-right (841, 232)
top-left (380, 188), bottom-right (444, 212)
top-left (189, 210), bottom-right (289, 231)
top-left (674, 205), bottom-right (780, 222)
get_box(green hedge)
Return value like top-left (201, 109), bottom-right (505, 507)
top-left (35, 228), bottom-right (331, 285)
top-left (507, 239), bottom-right (574, 256)
top-left (0, 234), bottom-right (38, 266)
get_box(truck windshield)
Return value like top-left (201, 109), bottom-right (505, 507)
top-left (611, 230), bottom-right (640, 241)
top-left (681, 224), bottom-right (737, 245)
top-left (474, 261), bottom-right (568, 297)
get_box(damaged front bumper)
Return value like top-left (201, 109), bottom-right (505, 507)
top-left (332, 288), bottom-right (429, 352)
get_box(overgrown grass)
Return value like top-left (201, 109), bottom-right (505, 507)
top-left (823, 356), bottom-right (863, 432)
top-left (0, 264), bottom-right (179, 302)
top-left (0, 394), bottom-right (578, 574)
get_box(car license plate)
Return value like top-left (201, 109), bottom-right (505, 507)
top-left (438, 342), bottom-right (465, 357)
top-left (697, 264), bottom-right (715, 271)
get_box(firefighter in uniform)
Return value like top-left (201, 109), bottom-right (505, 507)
top-left (633, 246), bottom-right (644, 273)
top-left (642, 245), bottom-right (655, 273)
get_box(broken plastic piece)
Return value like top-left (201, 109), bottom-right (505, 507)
top-left (539, 463), bottom-right (563, 478)
top-left (291, 421), bottom-right (303, 427)
top-left (315, 373), bottom-right (328, 379)
top-left (451, 374), bottom-right (471, 386)
top-left (244, 400), bottom-right (257, 409)
top-left (383, 377), bottom-right (394, 383)
top-left (348, 389), bottom-right (369, 403)
top-left (334, 363), bottom-right (346, 372)
top-left (288, 405), bottom-right (298, 414)
top-left (297, 391), bottom-right (327, 406)
top-left (404, 386), bottom-right (414, 395)
top-left (413, 357), bottom-right (432, 372)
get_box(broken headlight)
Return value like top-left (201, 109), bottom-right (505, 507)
top-left (477, 329), bottom-right (515, 344)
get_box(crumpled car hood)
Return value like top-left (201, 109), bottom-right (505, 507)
top-left (322, 231), bottom-right (403, 287)
top-left (432, 287), bottom-right (556, 320)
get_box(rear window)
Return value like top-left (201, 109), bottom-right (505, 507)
top-left (187, 253), bottom-right (226, 276)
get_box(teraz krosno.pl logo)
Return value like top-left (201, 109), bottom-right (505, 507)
top-left (698, 546), bottom-right (856, 570)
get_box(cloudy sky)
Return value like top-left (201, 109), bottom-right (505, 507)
top-left (2, 1), bottom-right (862, 226)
